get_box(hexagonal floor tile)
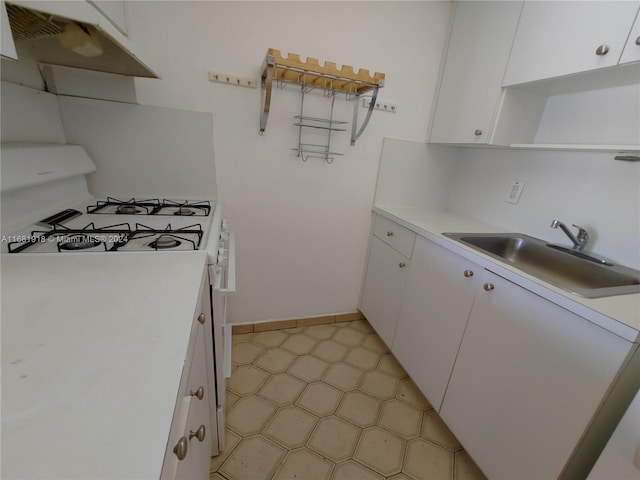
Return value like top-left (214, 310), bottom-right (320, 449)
top-left (273, 448), bottom-right (333, 480)
top-left (305, 323), bottom-right (338, 340)
top-left (210, 428), bottom-right (241, 473)
top-left (359, 370), bottom-right (399, 400)
top-left (344, 347), bottom-right (380, 371)
top-left (253, 330), bottom-right (288, 348)
top-left (333, 327), bottom-right (366, 347)
top-left (295, 382), bottom-right (343, 417)
top-left (332, 460), bottom-right (384, 480)
top-left (421, 410), bottom-right (461, 451)
top-left (226, 396), bottom-right (276, 436)
top-left (307, 416), bottom-right (360, 462)
top-left (227, 365), bottom-right (269, 396)
top-left (312, 340), bottom-right (349, 363)
top-left (232, 332), bottom-right (256, 345)
top-left (288, 355), bottom-right (330, 382)
top-left (232, 342), bottom-right (265, 364)
top-left (263, 405), bottom-right (319, 449)
top-left (254, 347), bottom-right (296, 373)
top-left (324, 362), bottom-right (363, 391)
top-left (378, 399), bottom-right (422, 439)
top-left (403, 438), bottom-right (453, 480)
top-left (257, 373), bottom-right (306, 406)
top-left (281, 333), bottom-right (318, 355)
top-left (377, 353), bottom-right (408, 378)
top-left (455, 451), bottom-right (488, 480)
top-left (362, 333), bottom-right (390, 353)
top-left (220, 436), bottom-right (285, 480)
top-left (225, 391), bottom-right (239, 412)
top-left (354, 426), bottom-right (405, 476)
top-left (349, 319), bottom-right (375, 334)
top-left (396, 378), bottom-right (432, 410)
top-left (336, 391), bottom-right (381, 427)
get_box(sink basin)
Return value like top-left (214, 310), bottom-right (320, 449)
top-left (442, 232), bottom-right (640, 298)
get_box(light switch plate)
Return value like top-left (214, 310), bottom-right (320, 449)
top-left (506, 180), bottom-right (525, 204)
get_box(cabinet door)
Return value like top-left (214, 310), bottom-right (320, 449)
top-left (429, 1), bottom-right (523, 144)
top-left (393, 237), bottom-right (482, 411)
top-left (504, 1), bottom-right (639, 86)
top-left (1, 2), bottom-right (18, 60)
top-left (360, 236), bottom-right (410, 347)
top-left (619, 10), bottom-right (640, 65)
top-left (440, 270), bottom-right (633, 479)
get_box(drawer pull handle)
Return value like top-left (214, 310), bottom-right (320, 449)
top-left (174, 436), bottom-right (188, 460)
top-left (386, 231), bottom-right (394, 236)
top-left (483, 283), bottom-right (495, 292)
top-left (189, 425), bottom-right (206, 442)
top-left (463, 270), bottom-right (474, 278)
top-left (399, 262), bottom-right (407, 269)
top-left (595, 44), bottom-right (609, 56)
top-left (190, 386), bottom-right (205, 400)
top-left (474, 129), bottom-right (483, 136)
top-left (198, 313), bottom-right (206, 324)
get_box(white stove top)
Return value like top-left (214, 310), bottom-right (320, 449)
top-left (2, 197), bottom-right (216, 254)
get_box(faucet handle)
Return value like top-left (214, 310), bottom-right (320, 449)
top-left (573, 224), bottom-right (589, 243)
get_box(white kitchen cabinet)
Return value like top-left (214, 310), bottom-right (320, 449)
top-left (360, 215), bottom-right (415, 347)
top-left (503, 1), bottom-right (640, 86)
top-left (89, 0), bottom-right (128, 35)
top-left (429, 1), bottom-right (523, 144)
top-left (440, 270), bottom-right (635, 479)
top-left (392, 236), bottom-right (482, 411)
top-left (162, 272), bottom-right (215, 480)
top-left (620, 11), bottom-right (640, 65)
top-left (1, 2), bottom-right (17, 59)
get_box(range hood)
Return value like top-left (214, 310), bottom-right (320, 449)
top-left (5, 1), bottom-right (158, 78)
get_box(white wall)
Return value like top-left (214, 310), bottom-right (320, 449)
top-left (126, 1), bottom-right (452, 323)
top-left (445, 148), bottom-right (640, 268)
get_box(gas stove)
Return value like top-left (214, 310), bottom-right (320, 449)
top-left (4, 198), bottom-right (214, 254)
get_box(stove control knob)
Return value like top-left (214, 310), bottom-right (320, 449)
top-left (198, 313), bottom-right (206, 324)
top-left (174, 437), bottom-right (188, 460)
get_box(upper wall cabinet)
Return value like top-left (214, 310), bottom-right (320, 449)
top-left (4, 1), bottom-right (157, 78)
top-left (503, 1), bottom-right (640, 86)
top-left (1, 2), bottom-right (17, 60)
top-left (620, 11), bottom-right (640, 65)
top-left (429, 1), bottom-right (524, 144)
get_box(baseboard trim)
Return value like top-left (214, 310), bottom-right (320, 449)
top-left (231, 311), bottom-right (366, 334)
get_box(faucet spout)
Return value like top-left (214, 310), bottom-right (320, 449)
top-left (550, 220), bottom-right (589, 251)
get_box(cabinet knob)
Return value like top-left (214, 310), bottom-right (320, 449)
top-left (189, 425), bottom-right (206, 442)
top-left (636, 36), bottom-right (640, 46)
top-left (190, 386), bottom-right (205, 400)
top-left (399, 262), bottom-right (407, 269)
top-left (463, 270), bottom-right (474, 278)
top-left (173, 436), bottom-right (188, 460)
top-left (595, 44), bottom-right (609, 56)
top-left (474, 129), bottom-right (483, 136)
top-left (483, 283), bottom-right (495, 292)
top-left (198, 313), bottom-right (206, 324)
top-left (386, 231), bottom-right (394, 236)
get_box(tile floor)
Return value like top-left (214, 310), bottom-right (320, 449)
top-left (210, 319), bottom-right (487, 480)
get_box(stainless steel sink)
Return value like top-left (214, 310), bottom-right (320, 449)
top-left (442, 232), bottom-right (640, 298)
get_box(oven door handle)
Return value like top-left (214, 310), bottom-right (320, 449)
top-left (220, 232), bottom-right (236, 295)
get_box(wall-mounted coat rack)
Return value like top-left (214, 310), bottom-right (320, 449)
top-left (259, 48), bottom-right (385, 162)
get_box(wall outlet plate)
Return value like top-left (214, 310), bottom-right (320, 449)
top-left (506, 179), bottom-right (525, 204)
top-left (208, 71), bottom-right (257, 88)
top-left (362, 98), bottom-right (397, 113)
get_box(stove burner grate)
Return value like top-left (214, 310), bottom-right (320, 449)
top-left (58, 234), bottom-right (104, 251)
top-left (87, 197), bottom-right (160, 215)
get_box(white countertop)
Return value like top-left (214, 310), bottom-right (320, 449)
top-left (1, 251), bottom-right (209, 479)
top-left (374, 206), bottom-right (640, 342)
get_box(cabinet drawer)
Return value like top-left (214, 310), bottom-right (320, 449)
top-left (373, 215), bottom-right (415, 258)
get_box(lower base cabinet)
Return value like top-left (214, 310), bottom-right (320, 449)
top-left (360, 236), bottom-right (410, 346)
top-left (392, 235), bottom-right (482, 411)
top-left (440, 270), bottom-right (635, 479)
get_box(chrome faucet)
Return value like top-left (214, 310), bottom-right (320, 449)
top-left (550, 220), bottom-right (589, 251)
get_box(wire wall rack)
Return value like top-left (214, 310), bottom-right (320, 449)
top-left (259, 48), bottom-right (385, 163)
